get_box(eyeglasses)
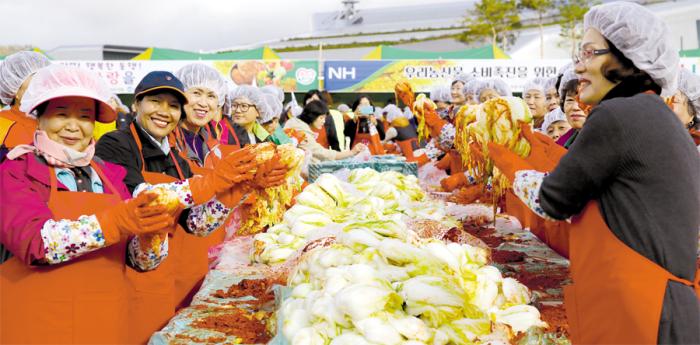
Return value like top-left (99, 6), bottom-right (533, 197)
top-left (231, 103), bottom-right (256, 112)
top-left (573, 47), bottom-right (610, 64)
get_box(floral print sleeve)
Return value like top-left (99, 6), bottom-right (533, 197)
top-left (133, 180), bottom-right (195, 208)
top-left (127, 235), bottom-right (168, 271)
top-left (185, 198), bottom-right (232, 236)
top-left (512, 170), bottom-right (558, 221)
top-left (40, 215), bottom-right (107, 264)
top-left (424, 139), bottom-right (443, 161)
top-left (438, 123), bottom-right (456, 150)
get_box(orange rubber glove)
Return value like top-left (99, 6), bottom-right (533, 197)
top-left (253, 154), bottom-right (288, 189)
top-left (452, 184), bottom-right (488, 204)
top-left (440, 173), bottom-right (468, 192)
top-left (217, 185), bottom-right (251, 208)
top-left (424, 108), bottom-right (448, 139)
top-left (98, 192), bottom-right (177, 245)
top-left (188, 146), bottom-right (257, 204)
top-left (411, 154), bottom-right (430, 167)
top-left (435, 153), bottom-right (451, 171)
top-left (486, 142), bottom-right (535, 183)
top-left (519, 121), bottom-right (567, 171)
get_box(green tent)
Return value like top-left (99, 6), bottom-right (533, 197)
top-left (680, 48), bottom-right (700, 58)
top-left (133, 46), bottom-right (280, 60)
top-left (364, 44), bottom-right (509, 60)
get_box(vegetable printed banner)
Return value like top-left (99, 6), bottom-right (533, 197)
top-left (324, 58), bottom-right (700, 93)
top-left (57, 60), bottom-right (319, 94)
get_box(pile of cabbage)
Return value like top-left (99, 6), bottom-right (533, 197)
top-left (278, 216), bottom-right (547, 344)
top-left (252, 169), bottom-right (452, 264)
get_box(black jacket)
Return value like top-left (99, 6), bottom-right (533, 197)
top-left (540, 80), bottom-right (700, 343)
top-left (95, 121), bottom-right (194, 193)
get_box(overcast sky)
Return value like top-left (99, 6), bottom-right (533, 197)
top-left (3, 0), bottom-right (444, 51)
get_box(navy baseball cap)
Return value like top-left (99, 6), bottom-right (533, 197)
top-left (134, 71), bottom-right (188, 105)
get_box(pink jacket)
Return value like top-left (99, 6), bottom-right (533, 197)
top-left (0, 153), bottom-right (131, 265)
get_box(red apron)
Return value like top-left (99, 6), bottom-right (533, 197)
top-left (353, 119), bottom-right (385, 155)
top-left (0, 161), bottom-right (129, 344)
top-left (565, 201), bottom-right (699, 344)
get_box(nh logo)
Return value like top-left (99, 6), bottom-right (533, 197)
top-left (328, 67), bottom-right (356, 80)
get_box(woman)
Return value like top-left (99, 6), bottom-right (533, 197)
top-left (556, 70), bottom-right (589, 148)
top-left (448, 74), bottom-right (471, 121)
top-left (303, 89), bottom-right (343, 151)
top-left (0, 65), bottom-right (175, 343)
top-left (490, 3), bottom-right (699, 343)
top-left (522, 77), bottom-right (549, 129)
top-left (96, 72), bottom-right (287, 343)
top-left (171, 63), bottom-right (228, 172)
top-left (259, 91), bottom-right (292, 145)
top-left (540, 108), bottom-right (570, 141)
top-left (0, 51), bottom-right (51, 162)
top-left (286, 100), bottom-right (365, 163)
top-left (224, 85), bottom-right (275, 147)
top-left (544, 77), bottom-right (560, 112)
top-left (429, 84), bottom-right (452, 119)
top-left (344, 94), bottom-right (385, 154)
top-left (671, 68), bottom-right (700, 145)
top-left (463, 78), bottom-right (482, 105)
top-left (476, 78), bottom-right (512, 103)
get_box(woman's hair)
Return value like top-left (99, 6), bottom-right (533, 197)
top-left (298, 100), bottom-right (328, 125)
top-left (351, 94), bottom-right (373, 112)
top-left (602, 39), bottom-right (661, 94)
top-left (303, 89), bottom-right (324, 105)
top-left (559, 79), bottom-right (580, 111)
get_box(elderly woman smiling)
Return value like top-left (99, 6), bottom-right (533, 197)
top-left (0, 65), bottom-right (176, 344)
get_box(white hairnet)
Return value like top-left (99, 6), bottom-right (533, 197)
top-left (451, 72), bottom-right (472, 86)
top-left (0, 51), bottom-right (51, 105)
top-left (230, 85), bottom-right (274, 124)
top-left (261, 85), bottom-right (284, 103)
top-left (463, 78), bottom-right (482, 98)
top-left (522, 77), bottom-right (548, 94)
top-left (677, 68), bottom-right (700, 116)
top-left (430, 84), bottom-right (451, 103)
top-left (541, 108), bottom-right (567, 132)
top-left (383, 104), bottom-right (404, 123)
top-left (20, 64), bottom-right (116, 123)
top-left (337, 103), bottom-right (350, 113)
top-left (584, 2), bottom-right (679, 96)
top-left (476, 78), bottom-right (512, 99)
top-left (544, 77), bottom-right (558, 92)
top-left (557, 62), bottom-right (573, 77)
top-left (558, 69), bottom-right (579, 99)
top-left (263, 93), bottom-right (283, 122)
top-left (285, 93), bottom-right (303, 117)
top-left (175, 63), bottom-right (228, 106)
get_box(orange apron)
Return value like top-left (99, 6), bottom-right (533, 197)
top-left (565, 201), bottom-right (699, 344)
top-left (353, 119), bottom-right (385, 155)
top-left (0, 161), bottom-right (129, 344)
top-left (312, 125), bottom-right (330, 149)
top-left (0, 108), bottom-right (37, 149)
top-left (126, 123), bottom-right (187, 344)
top-left (165, 126), bottom-right (229, 307)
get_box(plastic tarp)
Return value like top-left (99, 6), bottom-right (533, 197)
top-left (133, 46), bottom-right (280, 60)
top-left (364, 44), bottom-right (510, 60)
